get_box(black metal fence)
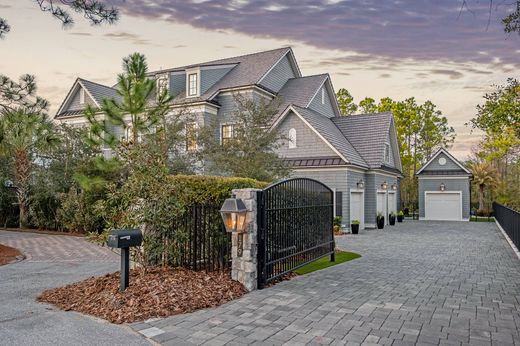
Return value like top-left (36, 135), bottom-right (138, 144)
top-left (147, 203), bottom-right (231, 272)
top-left (493, 202), bottom-right (520, 250)
top-left (257, 178), bottom-right (335, 288)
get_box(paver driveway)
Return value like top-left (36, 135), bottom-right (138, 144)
top-left (0, 230), bottom-right (151, 346)
top-left (131, 221), bottom-right (520, 346)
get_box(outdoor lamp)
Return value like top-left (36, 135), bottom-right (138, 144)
top-left (4, 180), bottom-right (15, 189)
top-left (391, 184), bottom-right (397, 190)
top-left (357, 179), bottom-right (364, 189)
top-left (220, 195), bottom-right (248, 233)
top-left (381, 181), bottom-right (388, 190)
top-left (439, 183), bottom-right (446, 191)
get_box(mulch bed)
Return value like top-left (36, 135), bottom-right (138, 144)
top-left (37, 267), bottom-right (247, 324)
top-left (0, 243), bottom-right (23, 265)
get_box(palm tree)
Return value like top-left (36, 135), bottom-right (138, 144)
top-left (0, 109), bottom-right (59, 227)
top-left (471, 162), bottom-right (499, 212)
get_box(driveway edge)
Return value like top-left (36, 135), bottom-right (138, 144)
top-left (495, 219), bottom-right (520, 260)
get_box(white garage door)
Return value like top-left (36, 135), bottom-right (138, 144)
top-left (425, 192), bottom-right (462, 221)
top-left (388, 192), bottom-right (397, 215)
top-left (350, 191), bottom-right (364, 229)
top-left (376, 191), bottom-right (387, 224)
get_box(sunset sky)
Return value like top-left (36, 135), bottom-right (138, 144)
top-left (1, 0), bottom-right (518, 159)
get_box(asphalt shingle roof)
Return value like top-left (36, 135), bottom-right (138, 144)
top-left (277, 74), bottom-right (328, 112)
top-left (292, 106), bottom-right (368, 168)
top-left (79, 78), bottom-right (120, 105)
top-left (332, 112), bottom-right (393, 168)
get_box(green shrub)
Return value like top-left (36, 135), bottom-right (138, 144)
top-left (398, 210), bottom-right (404, 216)
top-left (57, 189), bottom-right (104, 233)
top-left (333, 216), bottom-right (342, 227)
top-left (351, 219), bottom-right (360, 225)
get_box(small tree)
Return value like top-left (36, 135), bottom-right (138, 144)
top-left (199, 94), bottom-right (289, 181)
top-left (336, 88), bottom-right (357, 116)
top-left (471, 162), bottom-right (499, 213)
top-left (0, 109), bottom-right (59, 227)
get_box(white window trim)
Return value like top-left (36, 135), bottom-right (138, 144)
top-left (288, 128), bottom-right (297, 149)
top-left (220, 123), bottom-right (235, 145)
top-left (186, 67), bottom-right (201, 98)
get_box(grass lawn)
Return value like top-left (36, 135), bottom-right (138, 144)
top-left (294, 250), bottom-right (361, 275)
top-left (470, 216), bottom-right (495, 222)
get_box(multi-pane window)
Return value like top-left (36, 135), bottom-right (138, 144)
top-left (221, 124), bottom-right (235, 145)
top-left (384, 143), bottom-right (390, 163)
top-left (188, 73), bottom-right (198, 96)
top-left (186, 122), bottom-right (197, 151)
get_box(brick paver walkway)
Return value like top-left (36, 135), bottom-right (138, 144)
top-left (0, 230), bottom-right (118, 262)
top-left (131, 221), bottom-right (520, 346)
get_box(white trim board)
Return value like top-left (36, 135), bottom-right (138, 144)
top-left (418, 176), bottom-right (471, 180)
top-left (417, 148), bottom-right (472, 175)
top-left (424, 191), bottom-right (463, 221)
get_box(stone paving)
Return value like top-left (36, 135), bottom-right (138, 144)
top-left (0, 230), bottom-right (118, 262)
top-left (131, 221), bottom-right (520, 346)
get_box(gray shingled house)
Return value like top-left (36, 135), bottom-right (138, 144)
top-left (416, 148), bottom-right (472, 221)
top-left (54, 47), bottom-right (402, 230)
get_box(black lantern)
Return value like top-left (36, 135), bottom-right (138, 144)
top-left (439, 183), bottom-right (446, 191)
top-left (357, 179), bottom-right (364, 189)
top-left (220, 195), bottom-right (248, 233)
top-left (381, 181), bottom-right (388, 190)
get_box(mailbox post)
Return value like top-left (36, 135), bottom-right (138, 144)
top-left (107, 229), bottom-right (143, 292)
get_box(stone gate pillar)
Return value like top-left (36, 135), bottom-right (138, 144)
top-left (230, 188), bottom-right (261, 291)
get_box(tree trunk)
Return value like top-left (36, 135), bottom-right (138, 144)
top-left (14, 149), bottom-right (30, 228)
top-left (478, 184), bottom-right (485, 211)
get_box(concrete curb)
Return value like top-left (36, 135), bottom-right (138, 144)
top-left (495, 219), bottom-right (520, 260)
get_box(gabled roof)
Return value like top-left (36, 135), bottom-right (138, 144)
top-left (55, 78), bottom-right (119, 118)
top-left (277, 74), bottom-right (329, 111)
top-left (157, 47), bottom-right (300, 104)
top-left (289, 106), bottom-right (368, 168)
top-left (416, 148), bottom-right (472, 175)
top-left (332, 113), bottom-right (394, 169)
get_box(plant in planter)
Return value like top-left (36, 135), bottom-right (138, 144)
top-left (389, 212), bottom-right (396, 226)
top-left (397, 210), bottom-right (404, 223)
top-left (351, 219), bottom-right (360, 234)
top-left (333, 216), bottom-right (342, 235)
top-left (376, 212), bottom-right (385, 229)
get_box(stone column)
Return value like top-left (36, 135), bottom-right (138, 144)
top-left (230, 188), bottom-right (261, 291)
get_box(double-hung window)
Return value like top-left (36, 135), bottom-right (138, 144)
top-left (221, 124), bottom-right (235, 145)
top-left (188, 73), bottom-right (198, 96)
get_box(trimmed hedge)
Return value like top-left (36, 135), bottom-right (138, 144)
top-left (170, 175), bottom-right (268, 205)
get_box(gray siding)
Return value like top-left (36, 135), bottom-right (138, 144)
top-left (259, 55), bottom-right (296, 93)
top-left (418, 178), bottom-right (471, 219)
top-left (170, 73), bottom-right (186, 97)
top-left (383, 131), bottom-right (398, 168)
top-left (308, 84), bottom-right (335, 118)
top-left (276, 111), bottom-right (337, 158)
top-left (290, 169), bottom-right (348, 223)
top-left (364, 173), bottom-right (399, 227)
top-left (422, 152), bottom-right (465, 172)
top-left (201, 67), bottom-right (234, 94)
top-left (66, 87), bottom-right (96, 111)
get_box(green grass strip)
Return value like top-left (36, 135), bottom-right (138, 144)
top-left (294, 251), bottom-right (361, 275)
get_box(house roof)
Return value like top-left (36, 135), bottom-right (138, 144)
top-left (331, 112), bottom-right (393, 169)
top-left (79, 78), bottom-right (120, 105)
top-left (160, 47), bottom-right (298, 105)
top-left (291, 106), bottom-right (368, 168)
top-left (277, 74), bottom-right (329, 111)
top-left (416, 148), bottom-right (472, 175)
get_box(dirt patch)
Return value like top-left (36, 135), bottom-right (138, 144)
top-left (37, 267), bottom-right (247, 324)
top-left (0, 243), bottom-right (23, 265)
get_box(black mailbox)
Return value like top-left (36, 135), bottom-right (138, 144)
top-left (107, 229), bottom-right (142, 292)
top-left (107, 229), bottom-right (142, 248)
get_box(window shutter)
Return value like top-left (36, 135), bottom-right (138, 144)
top-left (335, 191), bottom-right (343, 217)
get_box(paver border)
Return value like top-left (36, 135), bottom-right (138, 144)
top-left (495, 219), bottom-right (520, 260)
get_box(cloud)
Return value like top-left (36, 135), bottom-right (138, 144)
top-left (112, 0), bottom-right (518, 65)
top-left (69, 32), bottom-right (92, 36)
top-left (103, 31), bottom-right (154, 46)
top-left (429, 69), bottom-right (464, 79)
top-left (379, 73), bottom-right (391, 78)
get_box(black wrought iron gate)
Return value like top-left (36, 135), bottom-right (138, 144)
top-left (257, 178), bottom-right (335, 288)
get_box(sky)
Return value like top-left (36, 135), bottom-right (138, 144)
top-left (1, 0), bottom-right (518, 159)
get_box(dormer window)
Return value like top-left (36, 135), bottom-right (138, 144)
top-left (156, 74), bottom-right (169, 99)
top-left (79, 88), bottom-right (85, 104)
top-left (188, 73), bottom-right (198, 96)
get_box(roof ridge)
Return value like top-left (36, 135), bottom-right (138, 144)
top-left (78, 77), bottom-right (117, 91)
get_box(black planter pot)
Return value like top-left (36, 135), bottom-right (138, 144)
top-left (397, 215), bottom-right (403, 223)
top-left (389, 215), bottom-right (396, 226)
top-left (377, 217), bottom-right (385, 229)
top-left (351, 224), bottom-right (359, 234)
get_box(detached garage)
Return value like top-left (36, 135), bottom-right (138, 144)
top-left (417, 148), bottom-right (472, 221)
